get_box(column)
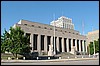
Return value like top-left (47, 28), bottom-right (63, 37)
top-left (56, 37), bottom-right (59, 52)
top-left (30, 34), bottom-right (33, 52)
top-left (62, 37), bottom-right (65, 52)
top-left (85, 40), bottom-right (88, 53)
top-left (24, 33), bottom-right (26, 36)
top-left (44, 35), bottom-right (47, 53)
top-left (71, 39), bottom-right (73, 51)
top-left (65, 38), bottom-right (67, 52)
top-left (37, 34), bottom-right (41, 54)
top-left (67, 38), bottom-right (69, 52)
top-left (79, 40), bottom-right (81, 52)
top-left (82, 40), bottom-right (85, 53)
top-left (75, 39), bottom-right (77, 51)
top-left (51, 36), bottom-right (53, 46)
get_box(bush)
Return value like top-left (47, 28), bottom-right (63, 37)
top-left (22, 52), bottom-right (39, 60)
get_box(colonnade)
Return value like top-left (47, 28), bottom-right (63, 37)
top-left (27, 33), bottom-right (87, 54)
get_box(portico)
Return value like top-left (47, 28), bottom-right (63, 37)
top-left (13, 19), bottom-right (87, 55)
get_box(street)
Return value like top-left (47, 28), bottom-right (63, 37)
top-left (1, 59), bottom-right (99, 65)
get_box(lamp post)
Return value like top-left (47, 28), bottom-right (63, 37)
top-left (53, 14), bottom-right (56, 55)
top-left (89, 44), bottom-right (90, 57)
top-left (54, 21), bottom-right (56, 55)
top-left (82, 21), bottom-right (84, 58)
top-left (92, 26), bottom-right (95, 57)
top-left (93, 40), bottom-right (96, 57)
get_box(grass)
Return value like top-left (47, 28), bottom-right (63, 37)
top-left (1, 53), bottom-right (23, 60)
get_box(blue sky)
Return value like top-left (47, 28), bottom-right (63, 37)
top-left (1, 1), bottom-right (99, 35)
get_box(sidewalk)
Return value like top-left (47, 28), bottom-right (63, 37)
top-left (1, 57), bottom-right (98, 63)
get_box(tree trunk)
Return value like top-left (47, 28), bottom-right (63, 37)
top-left (12, 53), bottom-right (15, 58)
top-left (12, 53), bottom-right (17, 59)
top-left (15, 53), bottom-right (17, 58)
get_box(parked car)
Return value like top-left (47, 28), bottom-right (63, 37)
top-left (95, 53), bottom-right (99, 56)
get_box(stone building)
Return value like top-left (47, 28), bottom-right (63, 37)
top-left (50, 16), bottom-right (74, 29)
top-left (86, 30), bottom-right (99, 45)
top-left (13, 17), bottom-right (87, 55)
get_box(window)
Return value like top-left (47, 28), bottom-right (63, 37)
top-left (44, 27), bottom-right (47, 29)
top-left (38, 26), bottom-right (41, 28)
top-left (24, 24), bottom-right (27, 25)
top-left (55, 29), bottom-right (57, 31)
top-left (76, 33), bottom-right (78, 35)
top-left (50, 28), bottom-right (52, 30)
top-left (32, 25), bottom-right (34, 27)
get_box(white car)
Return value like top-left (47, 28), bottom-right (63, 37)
top-left (93, 53), bottom-right (99, 55)
top-left (95, 53), bottom-right (99, 56)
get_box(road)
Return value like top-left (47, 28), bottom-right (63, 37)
top-left (1, 59), bottom-right (99, 65)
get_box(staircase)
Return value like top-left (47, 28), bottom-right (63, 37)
top-left (56, 52), bottom-right (75, 59)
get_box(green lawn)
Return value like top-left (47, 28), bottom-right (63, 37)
top-left (1, 53), bottom-right (23, 60)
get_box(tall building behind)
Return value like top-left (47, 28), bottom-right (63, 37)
top-left (86, 30), bottom-right (99, 45)
top-left (50, 16), bottom-right (74, 30)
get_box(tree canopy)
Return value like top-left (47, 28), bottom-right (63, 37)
top-left (89, 39), bottom-right (99, 55)
top-left (1, 26), bottom-right (32, 58)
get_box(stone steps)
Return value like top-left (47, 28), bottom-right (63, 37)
top-left (56, 52), bottom-right (75, 59)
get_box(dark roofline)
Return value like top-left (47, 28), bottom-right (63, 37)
top-left (20, 19), bottom-right (79, 33)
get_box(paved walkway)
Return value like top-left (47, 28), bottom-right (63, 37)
top-left (1, 57), bottom-right (99, 63)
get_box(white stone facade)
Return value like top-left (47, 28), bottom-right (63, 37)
top-left (50, 16), bottom-right (74, 29)
top-left (13, 19), bottom-right (87, 55)
top-left (86, 30), bottom-right (99, 45)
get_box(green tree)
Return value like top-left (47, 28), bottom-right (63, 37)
top-left (1, 29), bottom-right (10, 53)
top-left (95, 39), bottom-right (99, 53)
top-left (89, 42), bottom-right (94, 55)
top-left (89, 39), bottom-right (99, 55)
top-left (1, 26), bottom-right (32, 58)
